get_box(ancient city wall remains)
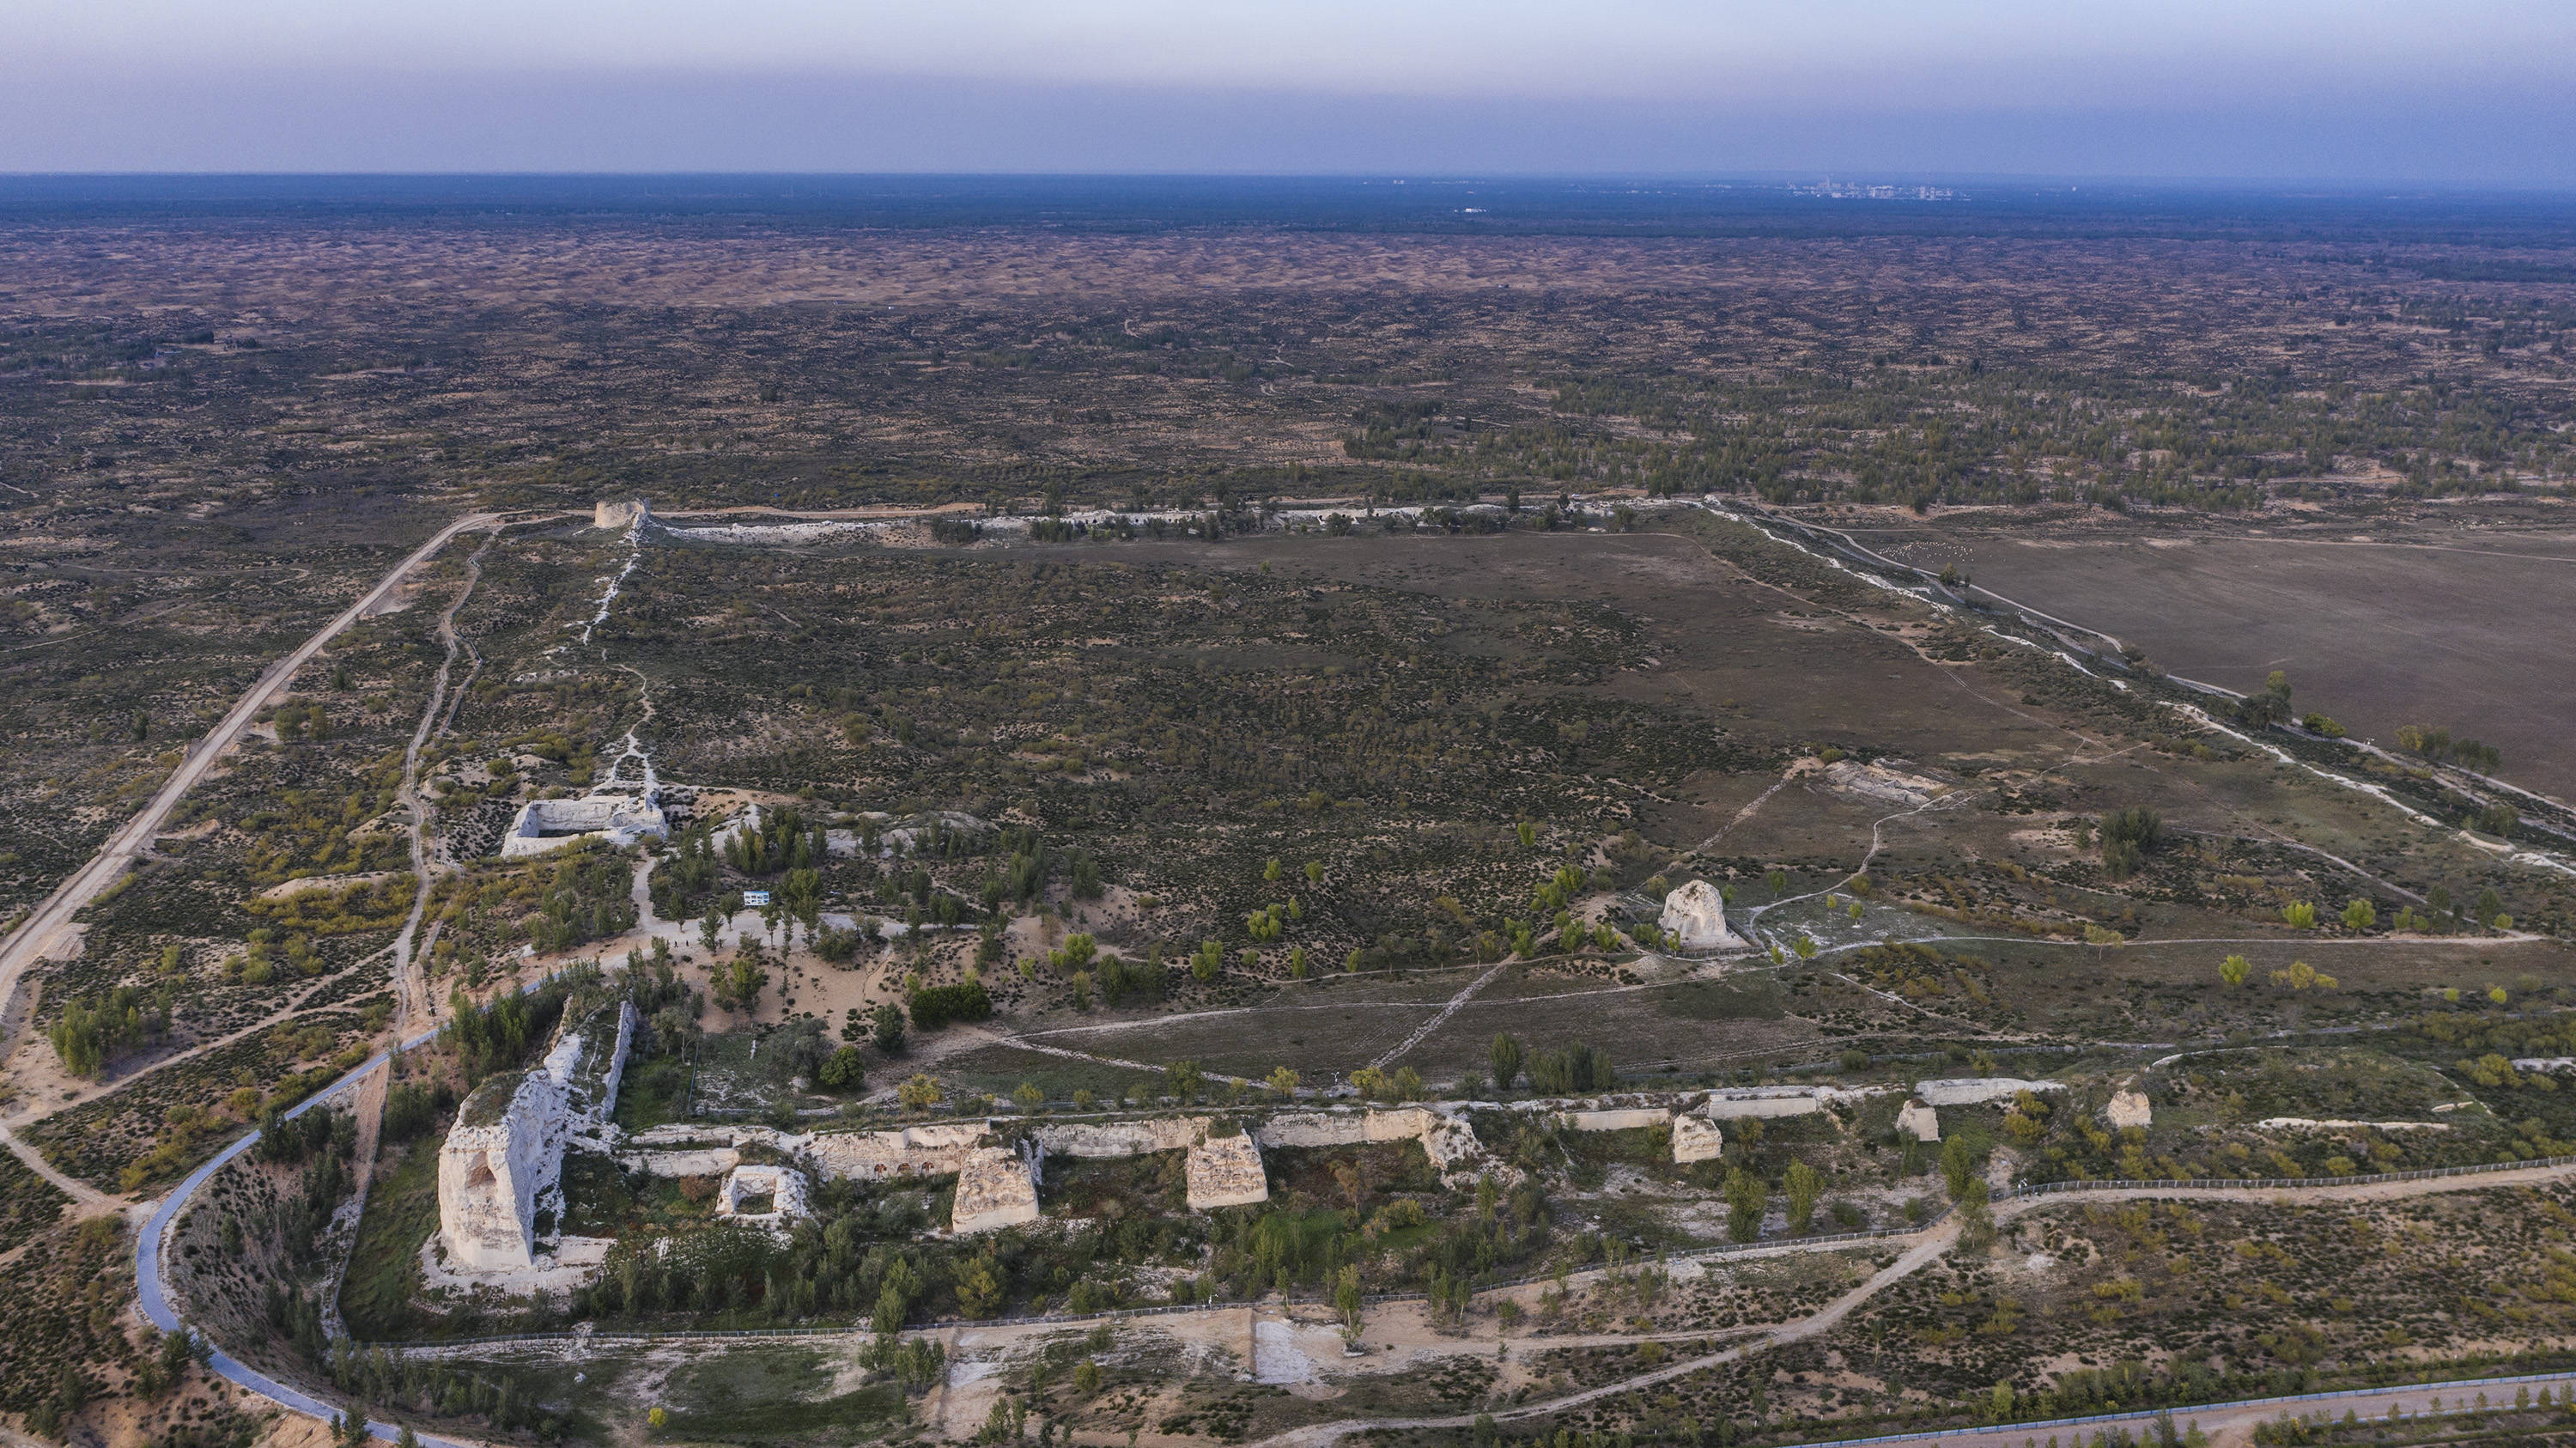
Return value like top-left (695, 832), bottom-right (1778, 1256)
top-left (436, 1001), bottom-right (635, 1273)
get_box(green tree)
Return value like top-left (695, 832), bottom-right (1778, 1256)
top-left (2342, 898), bottom-right (2378, 931)
top-left (872, 1002), bottom-right (908, 1054)
top-left (818, 1046), bottom-right (866, 1092)
top-left (1191, 940), bottom-right (1222, 982)
top-left (1264, 858), bottom-right (1283, 884)
top-left (1783, 1161), bottom-right (1825, 1235)
top-left (1304, 860), bottom-right (1325, 885)
top-left (1163, 1059), bottom-right (1205, 1103)
top-left (713, 951), bottom-right (769, 1018)
top-left (1723, 1169), bottom-right (1768, 1243)
top-left (957, 1257), bottom-right (1005, 1318)
top-left (1267, 1066), bottom-right (1299, 1098)
top-left (1489, 1033), bottom-right (1524, 1092)
top-left (2099, 806), bottom-right (2162, 880)
top-left (2282, 901), bottom-right (2318, 929)
top-left (1334, 1265), bottom-right (1364, 1331)
top-left (1957, 1177), bottom-right (1996, 1248)
top-left (1941, 1135), bottom-right (1976, 1199)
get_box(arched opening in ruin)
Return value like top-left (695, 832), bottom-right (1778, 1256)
top-left (465, 1153), bottom-right (497, 1192)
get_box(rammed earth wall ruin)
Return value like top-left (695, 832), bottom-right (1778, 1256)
top-left (436, 1001), bottom-right (635, 1272)
top-left (447, 1076), bottom-right (2046, 1272)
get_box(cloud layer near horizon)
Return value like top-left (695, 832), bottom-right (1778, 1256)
top-left (6, 1), bottom-right (2573, 180)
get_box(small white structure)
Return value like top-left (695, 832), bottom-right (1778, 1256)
top-left (437, 1002), bottom-right (635, 1272)
top-left (1659, 880), bottom-right (1741, 952)
top-left (1703, 1086), bottom-right (1856, 1121)
top-left (1914, 1077), bottom-right (2068, 1108)
top-left (499, 794), bottom-right (668, 858)
top-left (2104, 1090), bottom-right (2153, 1132)
top-left (1558, 1106), bottom-right (1671, 1133)
top-left (1184, 1132), bottom-right (1270, 1210)
top-left (595, 498), bottom-right (651, 531)
top-left (951, 1147), bottom-right (1042, 1233)
top-left (1672, 1115), bottom-right (1725, 1163)
top-left (719, 1165), bottom-right (811, 1228)
top-left (1895, 1098), bottom-right (1941, 1142)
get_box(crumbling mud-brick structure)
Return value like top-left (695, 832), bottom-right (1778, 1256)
top-left (498, 794), bottom-right (668, 858)
top-left (1659, 880), bottom-right (1743, 952)
top-left (1672, 1114), bottom-right (1725, 1162)
top-left (2105, 1088), bottom-right (2153, 1131)
top-left (719, 1164), bottom-right (812, 1229)
top-left (1184, 1131), bottom-right (1270, 1209)
top-left (806, 1121), bottom-right (991, 1179)
top-left (951, 1147), bottom-right (1042, 1233)
top-left (1896, 1098), bottom-right (1941, 1142)
top-left (437, 1001), bottom-right (635, 1272)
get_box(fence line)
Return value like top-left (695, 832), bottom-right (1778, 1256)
top-left (1795, 1369), bottom-right (2576, 1448)
top-left (2006, 1152), bottom-right (2576, 1196)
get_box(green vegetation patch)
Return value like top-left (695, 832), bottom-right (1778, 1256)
top-left (659, 1347), bottom-right (903, 1445)
top-left (338, 1138), bottom-right (442, 1342)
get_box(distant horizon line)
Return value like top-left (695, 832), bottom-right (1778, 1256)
top-left (3, 171), bottom-right (2574, 196)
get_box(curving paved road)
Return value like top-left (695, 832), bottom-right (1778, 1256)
top-left (137, 1029), bottom-right (477, 1448)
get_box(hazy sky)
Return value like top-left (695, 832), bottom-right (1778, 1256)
top-left (6, 0), bottom-right (2573, 179)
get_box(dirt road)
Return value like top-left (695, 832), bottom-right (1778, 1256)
top-left (0, 510), bottom-right (504, 1203)
top-left (388, 527), bottom-right (497, 1035)
top-left (1237, 1158), bottom-right (2576, 1448)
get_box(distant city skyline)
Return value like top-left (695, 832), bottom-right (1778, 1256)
top-left (5, 0), bottom-right (2573, 181)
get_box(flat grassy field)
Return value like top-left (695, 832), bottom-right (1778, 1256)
top-left (1873, 520), bottom-right (2576, 799)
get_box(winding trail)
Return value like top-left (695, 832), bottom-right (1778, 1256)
top-left (1370, 961), bottom-right (1508, 1069)
top-left (1694, 776), bottom-right (1792, 854)
top-left (1242, 1156), bottom-right (2576, 1448)
top-left (390, 529), bottom-right (498, 1034)
top-left (0, 511), bottom-right (505, 1207)
top-left (1741, 789), bottom-right (1979, 942)
top-left (987, 1027), bottom-right (1261, 1088)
